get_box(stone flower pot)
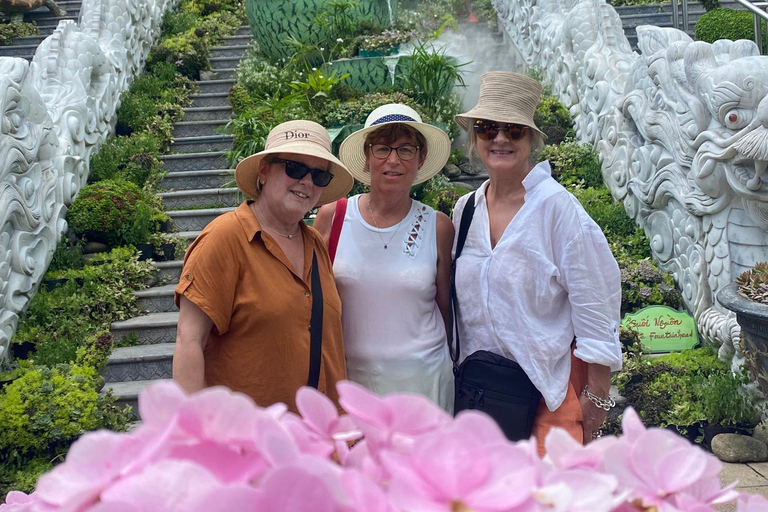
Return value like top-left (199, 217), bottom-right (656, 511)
top-left (245, 0), bottom-right (397, 62)
top-left (717, 283), bottom-right (768, 395)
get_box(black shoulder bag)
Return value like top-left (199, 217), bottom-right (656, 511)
top-left (450, 194), bottom-right (543, 441)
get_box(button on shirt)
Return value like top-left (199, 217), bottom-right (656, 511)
top-left (452, 161), bottom-right (622, 411)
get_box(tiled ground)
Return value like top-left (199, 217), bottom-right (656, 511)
top-left (719, 463), bottom-right (768, 511)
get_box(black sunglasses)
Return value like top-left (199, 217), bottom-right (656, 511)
top-left (273, 158), bottom-right (334, 187)
top-left (473, 120), bottom-right (527, 141)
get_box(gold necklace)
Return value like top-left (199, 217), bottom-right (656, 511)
top-left (253, 202), bottom-right (301, 239)
top-left (366, 197), bottom-right (402, 250)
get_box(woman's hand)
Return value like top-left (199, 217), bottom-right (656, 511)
top-left (580, 363), bottom-right (612, 443)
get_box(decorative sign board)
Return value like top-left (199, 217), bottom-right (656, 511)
top-left (620, 306), bottom-right (699, 353)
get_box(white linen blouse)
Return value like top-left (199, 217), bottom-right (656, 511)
top-left (451, 160), bottom-right (622, 411)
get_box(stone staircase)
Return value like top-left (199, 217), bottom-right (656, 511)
top-left (96, 27), bottom-right (251, 410)
top-left (0, 0), bottom-right (81, 59)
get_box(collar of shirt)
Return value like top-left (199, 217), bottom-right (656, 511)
top-left (475, 160), bottom-right (553, 206)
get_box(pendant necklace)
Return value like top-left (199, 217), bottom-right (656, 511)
top-left (367, 197), bottom-right (401, 250)
top-left (253, 201), bottom-right (301, 239)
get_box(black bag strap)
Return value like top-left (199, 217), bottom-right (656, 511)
top-left (307, 251), bottom-right (323, 388)
top-left (450, 192), bottom-right (477, 367)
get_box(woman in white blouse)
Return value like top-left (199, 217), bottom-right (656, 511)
top-left (452, 72), bottom-right (622, 455)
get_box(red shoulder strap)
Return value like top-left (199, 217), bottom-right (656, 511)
top-left (328, 198), bottom-right (347, 264)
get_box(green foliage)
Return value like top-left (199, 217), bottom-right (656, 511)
top-left (14, 247), bottom-right (154, 366)
top-left (0, 362), bottom-right (129, 469)
top-left (321, 91), bottom-right (421, 126)
top-left (422, 187), bottom-right (471, 216)
top-left (694, 9), bottom-right (758, 47)
top-left (67, 179), bottom-right (156, 247)
top-left (162, 9), bottom-right (200, 36)
top-left (0, 21), bottom-right (39, 46)
top-left (0, 457), bottom-right (53, 500)
top-left (609, 0), bottom-right (666, 6)
top-left (619, 259), bottom-right (682, 316)
top-left (405, 41), bottom-right (468, 121)
top-left (314, 0), bottom-right (359, 45)
top-left (736, 262), bottom-right (768, 304)
top-left (701, 0), bottom-right (721, 11)
top-left (541, 140), bottom-right (602, 189)
top-left (358, 29), bottom-right (416, 54)
top-left (614, 348), bottom-right (762, 430)
top-left (47, 235), bottom-right (84, 273)
top-left (89, 133), bottom-right (165, 187)
top-left (448, 148), bottom-right (465, 166)
top-left (471, 0), bottom-right (498, 28)
top-left (534, 95), bottom-right (574, 145)
top-left (289, 69), bottom-right (351, 113)
top-left (235, 51), bottom-right (297, 101)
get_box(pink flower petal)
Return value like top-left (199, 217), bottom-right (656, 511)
top-left (296, 387), bottom-right (339, 435)
top-left (138, 380), bottom-right (188, 428)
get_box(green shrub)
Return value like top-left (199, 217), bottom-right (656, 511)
top-left (0, 362), bottom-right (129, 465)
top-left (47, 235), bottom-right (84, 273)
top-left (534, 95), bottom-right (574, 145)
top-left (89, 133), bottom-right (164, 187)
top-left (404, 41), bottom-right (468, 125)
top-left (14, 248), bottom-right (154, 365)
top-left (67, 179), bottom-right (155, 247)
top-left (541, 140), bottom-right (603, 189)
top-left (421, 187), bottom-right (471, 216)
top-left (162, 9), bottom-right (200, 35)
top-left (619, 259), bottom-right (682, 316)
top-left (235, 53), bottom-right (296, 100)
top-left (0, 21), bottom-right (39, 46)
top-left (0, 457), bottom-right (52, 500)
top-left (701, 0), bottom-right (721, 11)
top-left (694, 9), bottom-right (757, 46)
top-left (148, 33), bottom-right (210, 79)
top-left (321, 92), bottom-right (422, 127)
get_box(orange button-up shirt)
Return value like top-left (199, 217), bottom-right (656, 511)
top-left (175, 201), bottom-right (347, 412)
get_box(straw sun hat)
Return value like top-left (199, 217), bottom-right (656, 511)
top-left (235, 120), bottom-right (354, 206)
top-left (455, 71), bottom-right (545, 138)
top-left (339, 104), bottom-right (451, 186)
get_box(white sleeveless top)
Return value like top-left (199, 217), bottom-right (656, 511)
top-left (333, 195), bottom-right (454, 413)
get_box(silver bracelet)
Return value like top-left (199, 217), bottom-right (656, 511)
top-left (581, 385), bottom-right (615, 411)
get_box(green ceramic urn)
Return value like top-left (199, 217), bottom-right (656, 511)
top-left (246, 0), bottom-right (398, 62)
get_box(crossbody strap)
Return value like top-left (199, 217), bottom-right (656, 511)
top-left (450, 192), bottom-right (477, 367)
top-left (328, 198), bottom-right (347, 264)
top-left (307, 252), bottom-right (324, 388)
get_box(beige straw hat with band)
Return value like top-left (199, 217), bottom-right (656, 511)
top-left (455, 71), bottom-right (545, 137)
top-left (339, 104), bottom-right (451, 186)
top-left (235, 120), bottom-right (354, 206)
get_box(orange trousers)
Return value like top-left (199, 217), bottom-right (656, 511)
top-left (531, 352), bottom-right (587, 457)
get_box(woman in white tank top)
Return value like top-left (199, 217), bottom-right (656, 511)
top-left (314, 104), bottom-right (455, 412)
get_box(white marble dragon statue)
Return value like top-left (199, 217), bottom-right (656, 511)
top-left (493, 0), bottom-right (768, 368)
top-left (0, 0), bottom-right (176, 362)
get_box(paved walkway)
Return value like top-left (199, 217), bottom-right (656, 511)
top-left (720, 463), bottom-right (768, 510)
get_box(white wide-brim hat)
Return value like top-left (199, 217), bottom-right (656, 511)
top-left (455, 71), bottom-right (545, 138)
top-left (339, 104), bottom-right (451, 186)
top-left (235, 120), bottom-right (354, 206)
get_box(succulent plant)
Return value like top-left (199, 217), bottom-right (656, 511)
top-left (736, 262), bottom-right (768, 304)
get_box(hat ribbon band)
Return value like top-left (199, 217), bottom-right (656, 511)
top-left (371, 114), bottom-right (417, 125)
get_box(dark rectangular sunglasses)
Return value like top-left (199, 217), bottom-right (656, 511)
top-left (473, 120), bottom-right (527, 141)
top-left (273, 158), bottom-right (334, 187)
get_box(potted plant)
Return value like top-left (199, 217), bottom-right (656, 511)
top-left (718, 263), bottom-right (768, 395)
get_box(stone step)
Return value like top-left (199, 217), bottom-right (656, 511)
top-left (110, 311), bottom-right (178, 345)
top-left (135, 284), bottom-right (177, 313)
top-left (160, 151), bottom-right (229, 172)
top-left (177, 230), bottom-right (203, 244)
top-left (182, 105), bottom-right (232, 122)
top-left (236, 25), bottom-right (251, 36)
top-left (168, 206), bottom-right (236, 231)
top-left (159, 187), bottom-right (239, 209)
top-left (221, 34), bottom-right (253, 46)
top-left (160, 169), bottom-right (234, 191)
top-left (170, 134), bottom-right (234, 153)
top-left (189, 92), bottom-right (231, 108)
top-left (0, 44), bottom-right (37, 58)
top-left (14, 34), bottom-right (47, 46)
top-left (103, 343), bottom-right (175, 382)
top-left (154, 260), bottom-right (183, 282)
top-left (105, 379), bottom-right (172, 412)
top-left (173, 119), bottom-right (229, 138)
top-left (209, 55), bottom-right (242, 70)
top-left (211, 68), bottom-right (236, 80)
top-left (12, 8), bottom-right (79, 22)
top-left (193, 79), bottom-right (235, 95)
top-left (210, 44), bottom-right (248, 58)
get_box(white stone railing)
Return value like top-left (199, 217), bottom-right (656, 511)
top-left (494, 0), bottom-right (768, 367)
top-left (0, 0), bottom-right (176, 362)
